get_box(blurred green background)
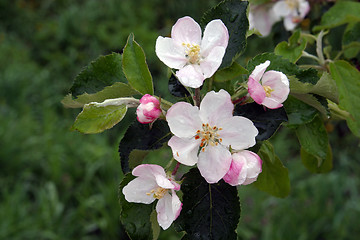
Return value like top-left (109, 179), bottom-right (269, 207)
top-left (1, 0), bottom-right (359, 239)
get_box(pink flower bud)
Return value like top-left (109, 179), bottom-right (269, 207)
top-left (223, 150), bottom-right (262, 186)
top-left (136, 94), bottom-right (162, 124)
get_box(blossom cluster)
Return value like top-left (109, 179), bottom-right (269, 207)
top-left (123, 16), bottom-right (290, 230)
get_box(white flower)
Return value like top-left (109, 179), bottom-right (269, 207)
top-left (122, 164), bottom-right (182, 230)
top-left (156, 16), bottom-right (229, 88)
top-left (166, 89), bottom-right (258, 183)
top-left (248, 60), bottom-right (290, 109)
top-left (223, 150), bottom-right (262, 186)
top-left (273, 0), bottom-right (310, 31)
top-left (249, 3), bottom-right (280, 37)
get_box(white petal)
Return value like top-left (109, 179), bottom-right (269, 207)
top-left (201, 19), bottom-right (229, 57)
top-left (155, 174), bottom-right (176, 190)
top-left (176, 64), bottom-right (205, 88)
top-left (249, 4), bottom-right (279, 37)
top-left (219, 116), bottom-right (258, 150)
top-left (299, 0), bottom-right (310, 18)
top-left (122, 177), bottom-right (157, 204)
top-left (155, 37), bottom-right (187, 69)
top-left (199, 89), bottom-right (234, 126)
top-left (200, 46), bottom-right (226, 79)
top-left (236, 150), bottom-right (262, 185)
top-left (197, 144), bottom-right (232, 183)
top-left (272, 1), bottom-right (292, 17)
top-left (168, 136), bottom-right (199, 166)
top-left (262, 70), bottom-right (290, 103)
top-left (261, 97), bottom-right (283, 109)
top-left (171, 16), bottom-right (202, 45)
top-left (166, 102), bottom-right (202, 138)
top-left (250, 60), bottom-right (270, 83)
top-left (156, 192), bottom-right (182, 230)
top-left (283, 16), bottom-right (298, 31)
top-left (132, 164), bottom-right (166, 179)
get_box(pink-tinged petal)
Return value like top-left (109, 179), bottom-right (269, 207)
top-left (248, 77), bottom-right (266, 104)
top-left (272, 1), bottom-right (292, 17)
top-left (200, 46), bottom-right (226, 79)
top-left (200, 19), bottom-right (229, 57)
top-left (299, 0), bottom-right (310, 18)
top-left (219, 116), bottom-right (258, 150)
top-left (155, 174), bottom-right (176, 190)
top-left (261, 97), bottom-right (283, 109)
top-left (156, 192), bottom-right (182, 230)
top-left (197, 144), bottom-right (232, 183)
top-left (249, 60), bottom-right (270, 82)
top-left (175, 64), bottom-right (205, 88)
top-left (155, 37), bottom-right (187, 69)
top-left (172, 190), bottom-right (183, 219)
top-left (249, 5), bottom-right (279, 37)
top-left (132, 164), bottom-right (166, 179)
top-left (168, 136), bottom-right (199, 166)
top-left (166, 102), bottom-right (202, 138)
top-left (241, 151), bottom-right (262, 179)
top-left (262, 70), bottom-right (290, 103)
top-left (199, 89), bottom-right (234, 126)
top-left (122, 177), bottom-right (157, 204)
top-left (171, 16), bottom-right (202, 45)
top-left (223, 156), bottom-right (245, 186)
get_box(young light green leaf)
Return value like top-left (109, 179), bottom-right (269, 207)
top-left (119, 174), bottom-right (155, 240)
top-left (62, 82), bottom-right (140, 108)
top-left (275, 30), bottom-right (307, 63)
top-left (343, 22), bottom-right (360, 59)
top-left (72, 103), bottom-right (127, 134)
top-left (70, 53), bottom-right (126, 97)
top-left (330, 60), bottom-right (360, 137)
top-left (301, 144), bottom-right (333, 174)
top-left (253, 141), bottom-right (290, 198)
top-left (213, 61), bottom-right (248, 82)
top-left (313, 1), bottom-right (360, 31)
top-left (123, 33), bottom-right (154, 95)
top-left (174, 168), bottom-right (240, 240)
top-left (201, 0), bottom-right (249, 69)
top-left (296, 114), bottom-right (329, 161)
top-left (291, 93), bottom-right (329, 117)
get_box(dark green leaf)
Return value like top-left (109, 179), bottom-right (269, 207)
top-left (313, 1), bottom-right (360, 31)
top-left (283, 95), bottom-right (317, 128)
top-left (119, 174), bottom-right (154, 240)
top-left (168, 74), bottom-right (191, 98)
top-left (72, 103), bottom-right (127, 134)
top-left (343, 22), bottom-right (360, 59)
top-left (291, 93), bottom-right (329, 117)
top-left (253, 141), bottom-right (290, 198)
top-left (119, 120), bottom-right (171, 174)
top-left (175, 168), bottom-right (240, 240)
top-left (296, 115), bottom-right (329, 161)
top-left (201, 0), bottom-right (249, 69)
top-left (330, 60), bottom-right (360, 137)
top-left (234, 102), bottom-right (288, 141)
top-left (301, 144), bottom-right (333, 173)
top-left (123, 33), bottom-right (154, 95)
top-left (70, 53), bottom-right (126, 97)
top-left (274, 30), bottom-right (307, 63)
top-left (62, 82), bottom-right (140, 108)
top-left (213, 61), bottom-right (248, 82)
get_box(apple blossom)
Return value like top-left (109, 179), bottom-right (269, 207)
top-left (273, 0), bottom-right (310, 31)
top-left (248, 60), bottom-right (290, 109)
top-left (166, 89), bottom-right (258, 184)
top-left (155, 16), bottom-right (229, 88)
top-left (122, 164), bottom-right (182, 230)
top-left (136, 94), bottom-right (162, 124)
top-left (249, 3), bottom-right (280, 37)
top-left (223, 150), bottom-right (262, 186)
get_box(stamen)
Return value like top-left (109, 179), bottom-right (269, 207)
top-left (263, 85), bottom-right (274, 97)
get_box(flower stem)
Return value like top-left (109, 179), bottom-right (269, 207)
top-left (194, 88), bottom-right (201, 107)
top-left (172, 162), bottom-right (181, 176)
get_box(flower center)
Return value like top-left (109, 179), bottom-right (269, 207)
top-left (195, 123), bottom-right (223, 151)
top-left (263, 85), bottom-right (274, 97)
top-left (147, 187), bottom-right (168, 199)
top-left (285, 0), bottom-right (299, 11)
top-left (182, 43), bottom-right (201, 64)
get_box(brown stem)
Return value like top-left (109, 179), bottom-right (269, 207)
top-left (194, 88), bottom-right (201, 107)
top-left (172, 162), bottom-right (181, 176)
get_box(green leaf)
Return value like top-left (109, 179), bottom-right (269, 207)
top-left (62, 82), bottom-right (140, 108)
top-left (343, 22), bottom-right (360, 59)
top-left (283, 95), bottom-right (317, 128)
top-left (119, 120), bottom-right (171, 174)
top-left (201, 0), bottom-right (249, 69)
top-left (301, 144), bottom-right (333, 174)
top-left (234, 102), bottom-right (288, 141)
top-left (313, 1), bottom-right (360, 31)
top-left (70, 53), bottom-right (126, 97)
top-left (291, 93), bottom-right (329, 117)
top-left (119, 174), bottom-right (155, 240)
top-left (330, 60), bottom-right (360, 137)
top-left (123, 33), bottom-right (153, 95)
top-left (175, 168), bottom-right (240, 240)
top-left (72, 103), bottom-right (127, 134)
top-left (213, 61), bottom-right (248, 82)
top-left (275, 30), bottom-right (307, 63)
top-left (253, 141), bottom-right (290, 198)
top-left (296, 115), bottom-right (329, 161)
